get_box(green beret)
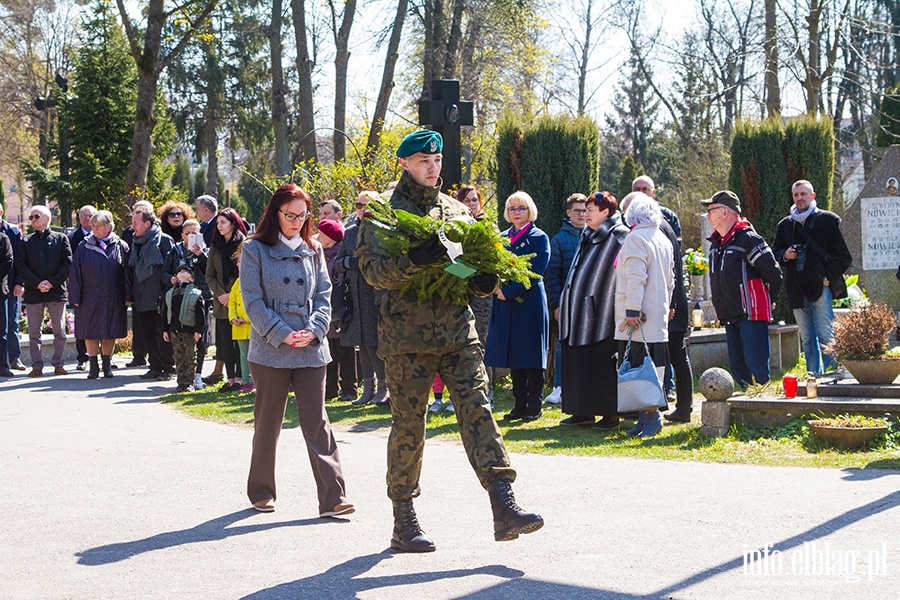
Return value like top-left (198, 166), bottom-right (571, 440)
top-left (396, 130), bottom-right (443, 158)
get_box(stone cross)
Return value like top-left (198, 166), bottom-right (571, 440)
top-left (418, 79), bottom-right (474, 193)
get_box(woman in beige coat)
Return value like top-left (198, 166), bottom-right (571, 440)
top-left (614, 192), bottom-right (675, 437)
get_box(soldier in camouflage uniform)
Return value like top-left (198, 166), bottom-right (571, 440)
top-left (356, 130), bottom-right (543, 553)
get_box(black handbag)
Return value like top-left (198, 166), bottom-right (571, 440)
top-left (332, 276), bottom-right (353, 332)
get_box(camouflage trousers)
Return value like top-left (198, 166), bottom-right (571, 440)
top-left (384, 343), bottom-right (516, 500)
top-left (171, 331), bottom-right (197, 387)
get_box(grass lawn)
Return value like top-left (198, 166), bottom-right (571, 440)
top-left (160, 374), bottom-right (900, 471)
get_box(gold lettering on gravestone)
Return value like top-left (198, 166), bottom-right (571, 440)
top-left (861, 197), bottom-right (900, 270)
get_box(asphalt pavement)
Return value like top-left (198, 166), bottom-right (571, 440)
top-left (1, 360), bottom-right (898, 599)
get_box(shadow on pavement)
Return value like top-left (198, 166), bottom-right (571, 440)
top-left (651, 490), bottom-right (900, 597)
top-left (242, 553), bottom-right (529, 599)
top-left (76, 510), bottom-right (327, 566)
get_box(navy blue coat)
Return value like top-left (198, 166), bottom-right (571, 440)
top-left (484, 224), bottom-right (550, 369)
top-left (69, 235), bottom-right (129, 340)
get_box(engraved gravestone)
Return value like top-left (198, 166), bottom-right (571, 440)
top-left (842, 145), bottom-right (900, 311)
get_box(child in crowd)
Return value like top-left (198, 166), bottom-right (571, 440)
top-left (427, 374), bottom-right (454, 414)
top-left (163, 265), bottom-right (208, 393)
top-left (164, 218), bottom-right (210, 390)
top-left (229, 243), bottom-right (254, 393)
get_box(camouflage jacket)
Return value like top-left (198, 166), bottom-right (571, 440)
top-left (355, 172), bottom-right (481, 356)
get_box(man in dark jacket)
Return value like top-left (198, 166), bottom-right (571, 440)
top-left (772, 180), bottom-right (851, 374)
top-left (0, 203), bottom-right (25, 370)
top-left (704, 191), bottom-right (782, 389)
top-left (126, 205), bottom-right (175, 380)
top-left (68, 204), bottom-right (97, 370)
top-left (544, 193), bottom-right (586, 405)
top-left (0, 230), bottom-right (14, 376)
top-left (15, 205), bottom-right (73, 376)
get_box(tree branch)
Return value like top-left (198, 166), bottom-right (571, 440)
top-left (114, 0), bottom-right (143, 63)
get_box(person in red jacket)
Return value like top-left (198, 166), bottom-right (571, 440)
top-left (704, 191), bottom-right (782, 389)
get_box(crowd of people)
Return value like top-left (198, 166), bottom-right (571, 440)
top-left (0, 128), bottom-right (857, 552)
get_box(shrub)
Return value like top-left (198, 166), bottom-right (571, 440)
top-left (824, 302), bottom-right (898, 361)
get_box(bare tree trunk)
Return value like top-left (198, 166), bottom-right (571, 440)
top-left (441, 0), bottom-right (465, 78)
top-left (269, 0), bottom-right (290, 177)
top-left (366, 0), bottom-right (408, 156)
top-left (116, 0), bottom-right (218, 202)
top-left (292, 0), bottom-right (318, 162)
top-left (126, 72), bottom-right (160, 198)
top-left (205, 42), bottom-right (219, 197)
top-left (764, 0), bottom-right (781, 117)
top-left (330, 0), bottom-right (358, 162)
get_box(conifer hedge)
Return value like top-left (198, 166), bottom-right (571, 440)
top-left (728, 115), bottom-right (836, 324)
top-left (494, 114), bottom-right (599, 238)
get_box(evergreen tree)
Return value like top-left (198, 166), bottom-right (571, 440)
top-left (876, 83), bottom-right (900, 147)
top-left (617, 154), bottom-right (643, 200)
top-left (59, 0), bottom-right (137, 213)
top-left (57, 0), bottom-right (176, 215)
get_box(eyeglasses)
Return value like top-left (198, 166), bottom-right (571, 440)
top-left (571, 208), bottom-right (587, 214)
top-left (508, 206), bottom-right (528, 213)
top-left (706, 206), bottom-right (727, 215)
top-left (279, 209), bottom-right (308, 222)
top-left (355, 202), bottom-right (367, 210)
top-left (633, 186), bottom-right (653, 193)
top-left (28, 214), bottom-right (44, 220)
top-left (167, 211), bottom-right (184, 218)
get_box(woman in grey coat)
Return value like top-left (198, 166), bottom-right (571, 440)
top-left (241, 184), bottom-right (354, 518)
top-left (558, 192), bottom-right (628, 429)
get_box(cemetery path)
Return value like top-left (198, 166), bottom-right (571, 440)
top-left (1, 364), bottom-right (898, 600)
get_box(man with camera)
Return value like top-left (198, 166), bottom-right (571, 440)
top-left (773, 180), bottom-right (851, 374)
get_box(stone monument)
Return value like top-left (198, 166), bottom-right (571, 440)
top-left (841, 145), bottom-right (900, 311)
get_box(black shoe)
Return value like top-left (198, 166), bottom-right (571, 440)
top-left (219, 382), bottom-right (239, 393)
top-left (87, 357), bottom-right (100, 380)
top-left (9, 358), bottom-right (26, 371)
top-left (593, 416), bottom-right (621, 430)
top-left (339, 391), bottom-right (357, 402)
top-left (156, 371), bottom-right (172, 381)
top-left (504, 409), bottom-right (526, 421)
top-left (560, 415), bottom-right (595, 426)
top-left (391, 499), bottom-right (436, 553)
top-left (76, 361), bottom-right (87, 371)
top-left (664, 409), bottom-right (692, 423)
top-left (101, 355), bottom-right (114, 378)
top-left (521, 410), bottom-right (542, 422)
top-left (140, 370), bottom-right (162, 380)
top-left (126, 358), bottom-right (147, 368)
top-left (202, 373), bottom-right (223, 385)
top-left (0, 369), bottom-right (14, 377)
top-left (487, 480), bottom-right (544, 542)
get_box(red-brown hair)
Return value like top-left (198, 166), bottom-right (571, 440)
top-left (252, 184), bottom-right (314, 247)
top-left (210, 207), bottom-right (247, 245)
top-left (587, 191), bottom-right (618, 214)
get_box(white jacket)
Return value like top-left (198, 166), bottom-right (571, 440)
top-left (614, 222), bottom-right (675, 343)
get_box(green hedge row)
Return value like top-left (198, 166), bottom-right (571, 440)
top-left (494, 114), bottom-right (599, 238)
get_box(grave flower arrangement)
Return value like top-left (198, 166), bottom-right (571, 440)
top-left (364, 198), bottom-right (539, 305)
top-left (683, 248), bottom-right (709, 276)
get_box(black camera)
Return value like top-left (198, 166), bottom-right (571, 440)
top-left (792, 244), bottom-right (807, 271)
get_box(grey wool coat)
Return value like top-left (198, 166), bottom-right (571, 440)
top-left (559, 213), bottom-right (629, 346)
top-left (240, 238), bottom-right (332, 368)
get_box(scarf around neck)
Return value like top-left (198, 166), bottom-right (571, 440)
top-left (790, 199), bottom-right (817, 224)
top-left (129, 224), bottom-right (164, 282)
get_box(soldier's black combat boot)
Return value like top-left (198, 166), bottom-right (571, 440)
top-left (488, 480), bottom-right (544, 542)
top-left (391, 498), bottom-right (436, 553)
top-left (101, 355), bottom-right (114, 378)
top-left (87, 356), bottom-right (100, 380)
